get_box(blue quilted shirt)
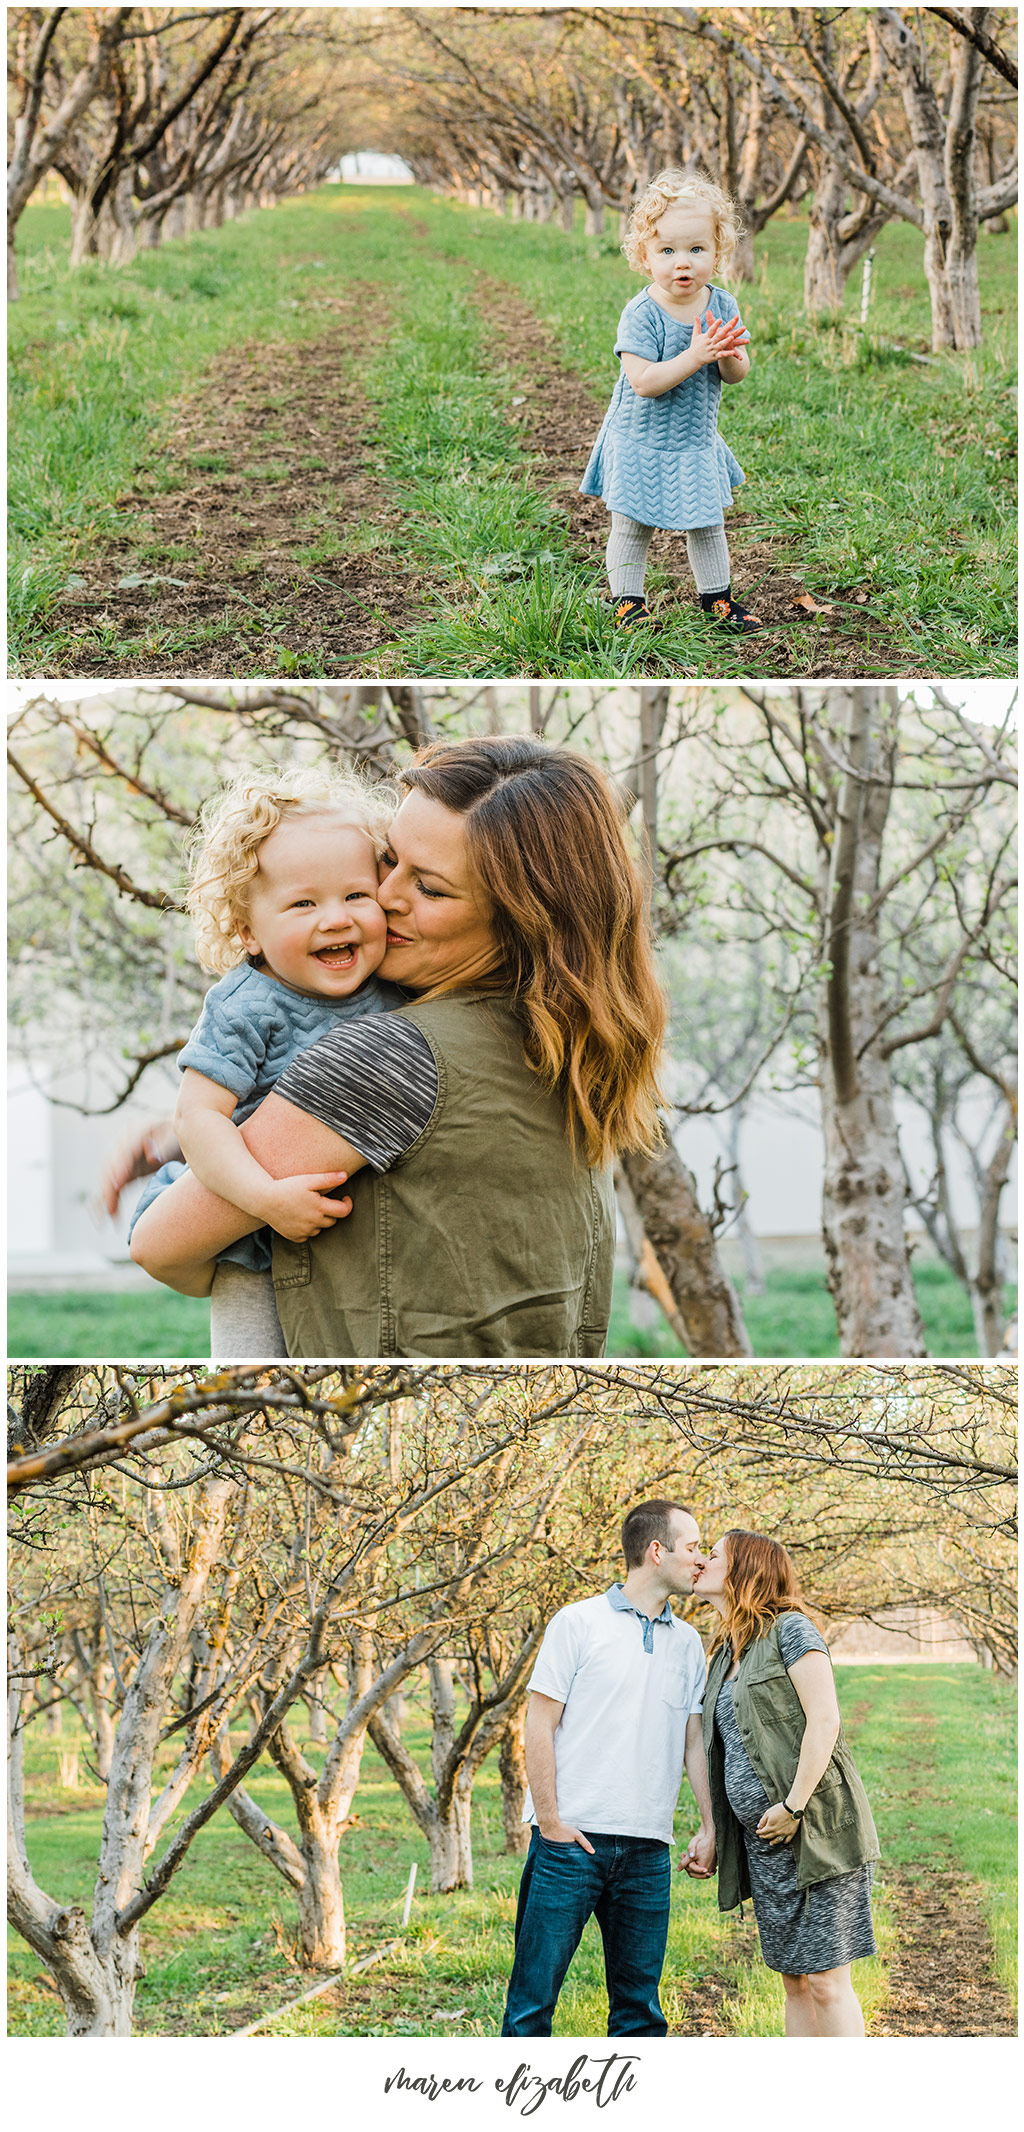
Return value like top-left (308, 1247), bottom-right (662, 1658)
top-left (580, 284), bottom-right (746, 529)
top-left (128, 961), bottom-right (404, 1274)
top-left (175, 961), bottom-right (404, 1120)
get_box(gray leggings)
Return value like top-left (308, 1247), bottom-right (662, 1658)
top-left (209, 1263), bottom-right (288, 1359)
top-left (606, 514), bottom-right (730, 597)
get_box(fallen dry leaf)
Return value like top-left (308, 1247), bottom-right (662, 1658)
top-left (791, 591), bottom-right (835, 615)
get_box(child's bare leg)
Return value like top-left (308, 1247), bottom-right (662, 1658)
top-left (129, 1166), bottom-right (262, 1295)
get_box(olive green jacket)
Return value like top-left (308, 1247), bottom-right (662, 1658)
top-left (702, 1613), bottom-right (880, 1911)
top-left (272, 989), bottom-right (616, 1357)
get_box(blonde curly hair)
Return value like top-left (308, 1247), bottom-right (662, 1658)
top-left (185, 766), bottom-right (398, 976)
top-left (623, 169), bottom-right (741, 278)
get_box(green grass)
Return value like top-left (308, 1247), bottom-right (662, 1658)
top-left (607, 1257), bottom-right (1014, 1359)
top-left (8, 1666), bottom-right (1014, 2036)
top-left (842, 1666), bottom-right (1017, 2002)
top-left (10, 1256), bottom-right (1009, 1360)
top-left (7, 1287), bottom-right (211, 1359)
top-left (9, 188), bottom-right (1016, 676)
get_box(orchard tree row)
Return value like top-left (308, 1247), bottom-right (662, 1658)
top-left (7, 8), bottom-right (1019, 343)
top-left (7, 1362), bottom-right (1017, 2034)
top-left (353, 5), bottom-right (1018, 349)
top-left (7, 5), bottom-right (339, 294)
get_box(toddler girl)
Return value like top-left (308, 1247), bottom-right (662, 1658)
top-left (127, 766), bottom-right (402, 1353)
top-left (580, 170), bottom-right (759, 632)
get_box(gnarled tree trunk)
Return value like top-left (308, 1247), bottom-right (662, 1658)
top-left (425, 1784), bottom-right (474, 1894)
top-left (878, 7), bottom-right (988, 349)
top-left (970, 1083), bottom-right (1017, 1356)
top-left (816, 689), bottom-right (926, 1355)
top-left (498, 1714), bottom-right (530, 1854)
top-left (8, 1475), bottom-right (238, 2035)
top-left (804, 165), bottom-right (890, 315)
top-left (618, 1143), bottom-right (752, 1356)
top-left (293, 1810), bottom-right (348, 1967)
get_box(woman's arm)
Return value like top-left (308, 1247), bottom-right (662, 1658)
top-left (755, 1649), bottom-right (842, 1844)
top-left (176, 1070), bottom-right (351, 1243)
top-left (129, 1093), bottom-right (368, 1295)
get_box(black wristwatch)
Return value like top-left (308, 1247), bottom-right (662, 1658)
top-left (784, 1799), bottom-right (804, 1819)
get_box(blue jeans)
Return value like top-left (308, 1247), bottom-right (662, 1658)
top-left (501, 1829), bottom-right (672, 2037)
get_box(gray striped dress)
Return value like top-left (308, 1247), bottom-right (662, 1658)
top-left (714, 1614), bottom-right (876, 1975)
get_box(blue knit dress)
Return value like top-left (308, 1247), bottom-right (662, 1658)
top-left (580, 284), bottom-right (746, 530)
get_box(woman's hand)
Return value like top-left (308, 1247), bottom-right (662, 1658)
top-left (755, 1802), bottom-right (801, 1847)
top-left (689, 309), bottom-right (750, 371)
top-left (100, 1120), bottom-right (182, 1218)
top-left (260, 1174), bottom-right (352, 1242)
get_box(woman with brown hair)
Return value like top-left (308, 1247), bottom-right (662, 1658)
top-left (123, 734), bottom-right (666, 1358)
top-left (693, 1529), bottom-right (879, 2037)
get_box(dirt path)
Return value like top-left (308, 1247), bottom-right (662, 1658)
top-left (471, 273), bottom-right (928, 679)
top-left (48, 289), bottom-right (427, 678)
top-left (860, 1691), bottom-right (1014, 2036)
top-left (41, 239), bottom-right (928, 681)
top-left (872, 1865), bottom-right (1016, 2035)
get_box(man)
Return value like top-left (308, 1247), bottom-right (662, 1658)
top-left (501, 1499), bottom-right (715, 2038)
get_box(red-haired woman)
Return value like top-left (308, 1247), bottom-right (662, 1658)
top-left (693, 1530), bottom-right (879, 2037)
top-left (114, 735), bottom-right (666, 1358)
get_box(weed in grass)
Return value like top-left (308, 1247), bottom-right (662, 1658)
top-left (241, 462), bottom-right (291, 483)
top-left (267, 644), bottom-right (333, 677)
top-left (291, 525), bottom-right (392, 564)
top-left (135, 541), bottom-right (195, 566)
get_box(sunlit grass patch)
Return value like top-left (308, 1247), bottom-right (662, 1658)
top-left (9, 188), bottom-right (1014, 675)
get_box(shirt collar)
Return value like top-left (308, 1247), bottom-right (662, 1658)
top-left (606, 1583), bottom-right (674, 1633)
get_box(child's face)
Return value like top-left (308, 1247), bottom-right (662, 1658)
top-left (237, 813), bottom-right (388, 998)
top-left (643, 203), bottom-right (718, 299)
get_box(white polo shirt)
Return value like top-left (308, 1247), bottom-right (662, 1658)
top-left (522, 1586), bottom-right (706, 1843)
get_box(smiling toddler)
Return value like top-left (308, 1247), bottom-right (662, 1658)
top-left (127, 767), bottom-right (402, 1342)
top-left (581, 170), bottom-right (758, 632)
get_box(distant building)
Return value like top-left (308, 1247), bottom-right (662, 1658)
top-left (830, 1606), bottom-right (980, 1664)
top-left (337, 153), bottom-right (413, 185)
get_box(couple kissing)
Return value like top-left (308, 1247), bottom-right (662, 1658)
top-left (502, 1502), bottom-right (879, 2040)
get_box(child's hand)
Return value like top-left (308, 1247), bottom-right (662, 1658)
top-left (100, 1120), bottom-right (181, 1217)
top-left (690, 310), bottom-right (750, 370)
top-left (261, 1172), bottom-right (352, 1241)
